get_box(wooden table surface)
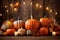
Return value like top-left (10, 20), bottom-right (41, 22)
top-left (0, 36), bottom-right (60, 40)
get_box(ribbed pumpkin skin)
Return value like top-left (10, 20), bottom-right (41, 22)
top-left (25, 19), bottom-right (40, 31)
top-left (13, 20), bottom-right (25, 30)
top-left (5, 29), bottom-right (15, 35)
top-left (39, 27), bottom-right (48, 35)
top-left (40, 18), bottom-right (53, 27)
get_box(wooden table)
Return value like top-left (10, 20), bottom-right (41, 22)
top-left (0, 36), bottom-right (60, 40)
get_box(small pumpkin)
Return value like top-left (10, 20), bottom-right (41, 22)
top-left (5, 29), bottom-right (15, 35)
top-left (18, 27), bottom-right (25, 35)
top-left (39, 27), bottom-right (48, 35)
top-left (1, 20), bottom-right (13, 31)
top-left (39, 18), bottom-right (53, 27)
top-left (13, 20), bottom-right (25, 30)
top-left (26, 30), bottom-right (32, 35)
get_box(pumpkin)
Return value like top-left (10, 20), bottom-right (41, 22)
top-left (6, 20), bottom-right (13, 28)
top-left (5, 29), bottom-right (15, 35)
top-left (25, 19), bottom-right (40, 32)
top-left (26, 30), bottom-right (32, 35)
top-left (39, 18), bottom-right (53, 27)
top-left (39, 27), bottom-right (48, 35)
top-left (18, 27), bottom-right (25, 35)
top-left (13, 20), bottom-right (25, 30)
top-left (0, 30), bottom-right (3, 35)
top-left (1, 20), bottom-right (13, 31)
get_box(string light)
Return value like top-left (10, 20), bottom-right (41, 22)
top-left (5, 6), bottom-right (7, 8)
top-left (39, 5), bottom-right (42, 8)
top-left (6, 10), bottom-right (9, 13)
top-left (14, 8), bottom-right (17, 11)
top-left (50, 9), bottom-right (52, 13)
top-left (46, 7), bottom-right (49, 10)
top-left (0, 14), bottom-right (2, 16)
top-left (23, 2), bottom-right (25, 5)
top-left (55, 12), bottom-right (57, 15)
top-left (31, 2), bottom-right (32, 5)
top-left (10, 3), bottom-right (13, 7)
top-left (36, 3), bottom-right (38, 7)
top-left (15, 2), bottom-right (19, 7)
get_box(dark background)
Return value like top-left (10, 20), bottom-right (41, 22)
top-left (0, 0), bottom-right (60, 27)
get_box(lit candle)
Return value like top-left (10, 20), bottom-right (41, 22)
top-left (52, 32), bottom-right (56, 36)
top-left (14, 31), bottom-right (19, 36)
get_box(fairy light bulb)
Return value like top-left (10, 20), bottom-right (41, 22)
top-left (23, 2), bottom-right (25, 5)
top-left (46, 7), bottom-right (49, 10)
top-left (6, 10), bottom-right (9, 13)
top-left (36, 3), bottom-right (38, 7)
top-left (50, 9), bottom-right (52, 13)
top-left (40, 5), bottom-right (42, 8)
top-left (31, 2), bottom-right (32, 5)
top-left (5, 6), bottom-right (7, 8)
top-left (55, 12), bottom-right (57, 15)
top-left (10, 3), bottom-right (13, 7)
top-left (14, 8), bottom-right (17, 11)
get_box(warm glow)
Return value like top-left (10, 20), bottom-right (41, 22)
top-left (10, 3), bottom-right (13, 7)
top-left (14, 8), bottom-right (17, 11)
top-left (46, 7), bottom-right (49, 10)
top-left (23, 2), bottom-right (25, 5)
top-left (31, 2), bottom-right (32, 5)
top-left (39, 5), bottom-right (42, 8)
top-left (0, 14), bottom-right (2, 16)
top-left (36, 3), bottom-right (38, 7)
top-left (55, 12), bottom-right (57, 15)
top-left (50, 9), bottom-right (52, 13)
top-left (6, 10), bottom-right (9, 13)
top-left (5, 6), bottom-right (7, 8)
top-left (15, 2), bottom-right (19, 7)
top-left (52, 32), bottom-right (56, 36)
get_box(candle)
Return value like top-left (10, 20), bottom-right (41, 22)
top-left (14, 31), bottom-right (19, 36)
top-left (52, 32), bottom-right (56, 36)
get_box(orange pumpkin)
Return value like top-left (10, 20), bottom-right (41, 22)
top-left (5, 29), bottom-right (15, 35)
top-left (25, 19), bottom-right (40, 32)
top-left (13, 20), bottom-right (25, 30)
top-left (39, 27), bottom-right (48, 35)
top-left (39, 18), bottom-right (53, 27)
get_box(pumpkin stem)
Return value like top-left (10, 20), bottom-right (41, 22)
top-left (21, 27), bottom-right (23, 29)
top-left (31, 15), bottom-right (33, 19)
top-left (18, 16), bottom-right (19, 20)
top-left (18, 16), bottom-right (20, 28)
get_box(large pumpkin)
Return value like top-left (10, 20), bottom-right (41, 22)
top-left (39, 18), bottom-right (53, 27)
top-left (25, 19), bottom-right (40, 32)
top-left (13, 20), bottom-right (25, 30)
top-left (39, 27), bottom-right (48, 35)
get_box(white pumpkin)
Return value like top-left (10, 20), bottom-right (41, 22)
top-left (18, 27), bottom-right (25, 35)
top-left (13, 20), bottom-right (25, 30)
top-left (26, 30), bottom-right (32, 35)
